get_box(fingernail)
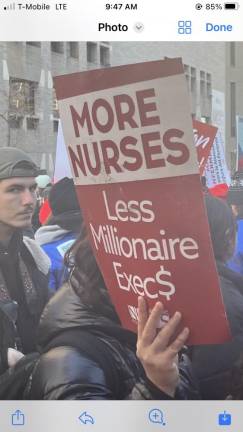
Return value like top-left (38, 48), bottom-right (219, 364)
top-left (174, 311), bottom-right (181, 319)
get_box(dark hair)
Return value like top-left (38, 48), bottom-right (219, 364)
top-left (49, 177), bottom-right (80, 216)
top-left (64, 223), bottom-right (119, 322)
top-left (205, 194), bottom-right (236, 262)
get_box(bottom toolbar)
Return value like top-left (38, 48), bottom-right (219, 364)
top-left (0, 401), bottom-right (240, 432)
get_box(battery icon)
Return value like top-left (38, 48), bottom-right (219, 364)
top-left (224, 2), bottom-right (239, 9)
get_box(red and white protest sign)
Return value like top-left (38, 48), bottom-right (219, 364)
top-left (193, 120), bottom-right (218, 175)
top-left (203, 130), bottom-right (231, 188)
top-left (54, 59), bottom-right (230, 345)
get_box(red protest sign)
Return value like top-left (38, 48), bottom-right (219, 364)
top-left (193, 119), bottom-right (218, 175)
top-left (54, 58), bottom-right (230, 345)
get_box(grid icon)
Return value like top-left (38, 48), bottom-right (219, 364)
top-left (178, 20), bottom-right (192, 34)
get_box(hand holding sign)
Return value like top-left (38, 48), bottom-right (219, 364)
top-left (136, 296), bottom-right (189, 397)
top-left (54, 58), bottom-right (230, 345)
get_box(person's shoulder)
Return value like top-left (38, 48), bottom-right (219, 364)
top-left (219, 273), bottom-right (243, 336)
top-left (23, 236), bottom-right (50, 275)
top-left (46, 234), bottom-right (76, 260)
top-left (28, 346), bottom-right (108, 399)
top-left (219, 270), bottom-right (243, 296)
top-left (36, 345), bottom-right (106, 379)
top-left (219, 273), bottom-right (243, 308)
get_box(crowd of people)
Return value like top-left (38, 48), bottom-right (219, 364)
top-left (1, 146), bottom-right (243, 400)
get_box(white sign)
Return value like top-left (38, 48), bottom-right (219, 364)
top-left (212, 89), bottom-right (225, 147)
top-left (58, 76), bottom-right (198, 185)
top-left (53, 121), bottom-right (72, 182)
top-left (203, 131), bottom-right (230, 187)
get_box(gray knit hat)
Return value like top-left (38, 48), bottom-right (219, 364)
top-left (0, 147), bottom-right (41, 180)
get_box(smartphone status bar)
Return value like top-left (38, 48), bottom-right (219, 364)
top-left (0, 0), bottom-right (242, 41)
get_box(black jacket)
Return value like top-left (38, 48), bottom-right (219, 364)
top-left (24, 283), bottom-right (200, 400)
top-left (191, 261), bottom-right (243, 399)
top-left (0, 231), bottom-right (50, 361)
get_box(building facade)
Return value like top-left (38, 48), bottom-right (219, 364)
top-left (0, 41), bottom-right (111, 172)
top-left (225, 42), bottom-right (243, 170)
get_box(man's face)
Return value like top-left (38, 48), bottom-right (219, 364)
top-left (0, 177), bottom-right (37, 229)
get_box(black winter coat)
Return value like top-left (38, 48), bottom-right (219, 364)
top-left (0, 232), bottom-right (50, 372)
top-left (24, 283), bottom-right (200, 400)
top-left (191, 261), bottom-right (243, 399)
